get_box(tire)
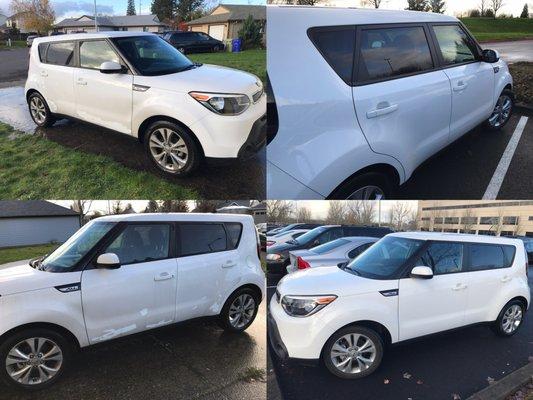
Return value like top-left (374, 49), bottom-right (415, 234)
top-left (0, 328), bottom-right (73, 391)
top-left (144, 121), bottom-right (201, 177)
top-left (485, 89), bottom-right (514, 131)
top-left (323, 326), bottom-right (384, 379)
top-left (27, 92), bottom-right (56, 128)
top-left (328, 172), bottom-right (395, 200)
top-left (213, 45), bottom-right (220, 52)
top-left (492, 299), bottom-right (525, 337)
top-left (217, 288), bottom-right (260, 333)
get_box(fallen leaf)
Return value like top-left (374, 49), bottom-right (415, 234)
top-left (487, 377), bottom-right (495, 384)
top-left (403, 372), bottom-right (412, 379)
top-left (384, 379), bottom-right (390, 384)
top-left (452, 394), bottom-right (461, 400)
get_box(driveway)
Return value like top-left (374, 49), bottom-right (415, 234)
top-left (482, 40), bottom-right (533, 63)
top-left (0, 47), bottom-right (29, 84)
top-left (267, 269), bottom-right (533, 400)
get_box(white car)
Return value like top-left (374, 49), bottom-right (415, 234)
top-left (267, 229), bottom-right (310, 248)
top-left (287, 236), bottom-right (378, 273)
top-left (0, 213), bottom-right (264, 390)
top-left (267, 7), bottom-right (514, 199)
top-left (25, 32), bottom-right (266, 176)
top-left (269, 232), bottom-right (529, 379)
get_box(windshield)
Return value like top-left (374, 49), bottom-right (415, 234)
top-left (345, 236), bottom-right (424, 279)
top-left (311, 238), bottom-right (350, 254)
top-left (40, 221), bottom-right (116, 271)
top-left (293, 226), bottom-right (329, 245)
top-left (112, 35), bottom-right (196, 76)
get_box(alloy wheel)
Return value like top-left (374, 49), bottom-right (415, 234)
top-left (346, 186), bottom-right (385, 200)
top-left (488, 94), bottom-right (512, 128)
top-left (229, 294), bottom-right (256, 329)
top-left (502, 304), bottom-right (522, 334)
top-left (330, 333), bottom-right (377, 375)
top-left (5, 337), bottom-right (63, 385)
top-left (29, 97), bottom-right (47, 125)
top-left (149, 128), bottom-right (189, 172)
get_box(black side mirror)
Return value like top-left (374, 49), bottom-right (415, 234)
top-left (482, 49), bottom-right (500, 63)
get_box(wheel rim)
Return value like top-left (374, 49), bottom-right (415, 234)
top-left (149, 128), bottom-right (189, 172)
top-left (29, 97), bottom-right (47, 125)
top-left (502, 304), bottom-right (522, 334)
top-left (488, 94), bottom-right (512, 128)
top-left (346, 185), bottom-right (385, 200)
top-left (229, 294), bottom-right (256, 329)
top-left (330, 333), bottom-right (377, 374)
top-left (5, 337), bottom-right (63, 385)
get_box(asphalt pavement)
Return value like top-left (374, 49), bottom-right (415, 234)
top-left (482, 40), bottom-right (533, 63)
top-left (267, 269), bottom-right (533, 400)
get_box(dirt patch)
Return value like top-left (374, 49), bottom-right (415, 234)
top-left (505, 379), bottom-right (533, 400)
top-left (509, 62), bottom-right (533, 105)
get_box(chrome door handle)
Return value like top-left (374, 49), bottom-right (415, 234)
top-left (452, 283), bottom-right (467, 291)
top-left (366, 103), bottom-right (398, 119)
top-left (453, 81), bottom-right (468, 92)
top-left (154, 272), bottom-right (174, 281)
top-left (222, 261), bottom-right (237, 268)
top-left (40, 71), bottom-right (48, 77)
top-left (501, 276), bottom-right (511, 283)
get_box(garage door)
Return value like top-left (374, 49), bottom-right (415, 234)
top-left (209, 25), bottom-right (225, 41)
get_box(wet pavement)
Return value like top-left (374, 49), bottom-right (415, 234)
top-left (482, 40), bottom-right (533, 63)
top-left (0, 86), bottom-right (265, 199)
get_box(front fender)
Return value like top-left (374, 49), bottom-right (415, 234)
top-left (493, 60), bottom-right (513, 107)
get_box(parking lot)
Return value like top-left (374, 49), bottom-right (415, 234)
top-left (267, 269), bottom-right (532, 400)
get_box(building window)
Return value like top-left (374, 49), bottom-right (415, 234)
top-left (478, 230), bottom-right (496, 236)
top-left (443, 229), bottom-right (458, 233)
top-left (459, 229), bottom-right (476, 234)
top-left (444, 217), bottom-right (459, 224)
top-left (502, 216), bottom-right (518, 225)
top-left (460, 216), bottom-right (478, 225)
top-left (480, 217), bottom-right (499, 225)
top-left (529, 216), bottom-right (533, 221)
top-left (421, 217), bottom-right (430, 221)
top-left (500, 231), bottom-right (514, 236)
top-left (434, 217), bottom-right (443, 224)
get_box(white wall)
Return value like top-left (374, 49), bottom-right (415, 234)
top-left (0, 217), bottom-right (80, 248)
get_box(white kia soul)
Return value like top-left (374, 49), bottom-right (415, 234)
top-left (0, 213), bottom-right (264, 390)
top-left (269, 232), bottom-right (530, 379)
top-left (25, 32), bottom-right (266, 176)
top-left (267, 7), bottom-right (514, 199)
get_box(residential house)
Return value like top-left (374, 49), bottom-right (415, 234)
top-left (54, 14), bottom-right (168, 34)
top-left (5, 12), bottom-right (31, 33)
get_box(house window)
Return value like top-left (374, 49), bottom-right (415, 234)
top-left (444, 217), bottom-right (459, 224)
top-left (480, 217), bottom-right (499, 225)
top-left (502, 216), bottom-right (518, 225)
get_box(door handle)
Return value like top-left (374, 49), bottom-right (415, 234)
top-left (501, 276), bottom-right (511, 283)
top-left (76, 78), bottom-right (87, 86)
top-left (40, 71), bottom-right (48, 77)
top-left (453, 81), bottom-right (468, 92)
top-left (452, 283), bottom-right (467, 291)
top-left (222, 261), bottom-right (237, 268)
top-left (154, 272), bottom-right (174, 281)
top-left (366, 102), bottom-right (398, 119)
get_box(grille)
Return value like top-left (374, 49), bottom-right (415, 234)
top-left (252, 89), bottom-right (264, 103)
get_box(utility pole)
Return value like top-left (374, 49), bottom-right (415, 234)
top-left (378, 201), bottom-right (381, 227)
top-left (93, 0), bottom-right (98, 31)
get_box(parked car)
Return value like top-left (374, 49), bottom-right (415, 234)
top-left (267, 223), bottom-right (321, 236)
top-left (49, 32), bottom-right (65, 36)
top-left (25, 32), bottom-right (266, 177)
top-left (0, 213), bottom-right (264, 390)
top-left (266, 229), bottom-right (311, 248)
top-left (269, 232), bottom-right (530, 379)
top-left (260, 232), bottom-right (267, 251)
top-left (163, 31), bottom-right (225, 54)
top-left (287, 236), bottom-right (379, 273)
top-left (266, 225), bottom-right (393, 274)
top-left (26, 35), bottom-right (38, 47)
top-left (504, 235), bottom-right (533, 265)
top-left (267, 7), bottom-right (514, 199)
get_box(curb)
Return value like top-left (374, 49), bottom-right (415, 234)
top-left (466, 362), bottom-right (533, 400)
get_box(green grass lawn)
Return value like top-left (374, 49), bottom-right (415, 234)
top-left (0, 123), bottom-right (197, 199)
top-left (0, 243), bottom-right (59, 265)
top-left (461, 18), bottom-right (533, 42)
top-left (0, 40), bottom-right (26, 50)
top-left (188, 49), bottom-right (266, 83)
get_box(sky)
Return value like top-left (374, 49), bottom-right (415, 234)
top-left (51, 200), bottom-right (195, 214)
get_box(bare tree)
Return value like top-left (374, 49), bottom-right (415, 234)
top-left (479, 0), bottom-right (487, 15)
top-left (326, 201), bottom-right (347, 224)
top-left (514, 216), bottom-right (524, 236)
top-left (194, 200), bottom-right (218, 213)
top-left (11, 0), bottom-right (55, 34)
top-left (490, 0), bottom-right (504, 17)
top-left (296, 207), bottom-right (312, 222)
top-left (267, 200), bottom-right (294, 223)
top-left (362, 0), bottom-right (382, 8)
top-left (144, 200), bottom-right (160, 213)
top-left (461, 208), bottom-right (476, 233)
top-left (405, 208), bottom-right (420, 231)
top-left (390, 202), bottom-right (411, 231)
top-left (159, 200), bottom-right (189, 212)
top-left (345, 201), bottom-right (375, 225)
top-left (71, 200), bottom-right (92, 225)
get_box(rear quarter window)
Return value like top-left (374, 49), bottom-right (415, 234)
top-left (38, 43), bottom-right (48, 62)
top-left (45, 41), bottom-right (75, 66)
top-left (179, 223), bottom-right (228, 256)
top-left (466, 243), bottom-right (515, 271)
top-left (225, 223), bottom-right (243, 249)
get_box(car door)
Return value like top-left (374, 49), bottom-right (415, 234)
top-left (352, 24), bottom-right (452, 177)
top-left (429, 23), bottom-right (494, 141)
top-left (73, 39), bottom-right (133, 134)
top-left (81, 223), bottom-right (177, 344)
top-left (399, 241), bottom-right (468, 341)
top-left (175, 222), bottom-right (236, 322)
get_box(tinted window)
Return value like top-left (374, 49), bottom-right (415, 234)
top-left (80, 40), bottom-right (120, 69)
top-left (105, 224), bottom-right (170, 265)
top-left (225, 223), bottom-right (243, 249)
top-left (180, 223), bottom-right (227, 256)
top-left (416, 242), bottom-right (463, 274)
top-left (311, 238), bottom-right (350, 254)
top-left (316, 228), bottom-right (343, 245)
top-left (348, 243), bottom-right (373, 259)
top-left (432, 25), bottom-right (477, 65)
top-left (46, 42), bottom-right (75, 66)
top-left (294, 226), bottom-right (329, 245)
top-left (38, 43), bottom-right (48, 62)
top-left (357, 26), bottom-right (433, 82)
top-left (466, 244), bottom-right (515, 271)
top-left (309, 27), bottom-right (356, 84)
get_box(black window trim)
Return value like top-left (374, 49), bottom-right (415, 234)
top-left (224, 222), bottom-right (244, 250)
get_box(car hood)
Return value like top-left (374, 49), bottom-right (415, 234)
top-left (0, 261), bottom-right (82, 296)
top-left (277, 266), bottom-right (398, 297)
top-left (134, 64), bottom-right (263, 97)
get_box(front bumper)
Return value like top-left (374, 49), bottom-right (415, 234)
top-left (238, 113), bottom-right (266, 159)
top-left (268, 311), bottom-right (288, 360)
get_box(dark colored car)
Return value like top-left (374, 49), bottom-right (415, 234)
top-left (266, 223), bottom-right (322, 235)
top-left (504, 235), bottom-right (533, 265)
top-left (260, 233), bottom-right (267, 252)
top-left (163, 31), bottom-right (225, 54)
top-left (266, 225), bottom-right (394, 274)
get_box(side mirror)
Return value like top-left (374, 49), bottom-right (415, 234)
top-left (99, 61), bottom-right (124, 74)
top-left (482, 49), bottom-right (499, 63)
top-left (410, 266), bottom-right (433, 279)
top-left (337, 262), bottom-right (348, 269)
top-left (96, 253), bottom-right (121, 269)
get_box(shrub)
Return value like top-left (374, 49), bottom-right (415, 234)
top-left (468, 9), bottom-right (481, 17)
top-left (238, 14), bottom-right (263, 50)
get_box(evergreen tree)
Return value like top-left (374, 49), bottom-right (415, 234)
top-left (238, 15), bottom-right (262, 50)
top-left (406, 0), bottom-right (430, 11)
top-left (144, 200), bottom-right (160, 213)
top-left (175, 0), bottom-right (204, 22)
top-left (151, 0), bottom-right (175, 21)
top-left (127, 0), bottom-right (136, 15)
top-left (520, 3), bottom-right (529, 18)
top-left (430, 0), bottom-right (445, 13)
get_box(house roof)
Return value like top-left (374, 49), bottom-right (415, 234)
top-left (54, 14), bottom-right (164, 28)
top-left (0, 201), bottom-right (79, 218)
top-left (188, 5), bottom-right (266, 25)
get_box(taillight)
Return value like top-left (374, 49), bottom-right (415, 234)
top-left (266, 241), bottom-right (275, 247)
top-left (297, 256), bottom-right (311, 270)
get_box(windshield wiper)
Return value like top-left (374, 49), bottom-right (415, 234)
top-left (177, 63), bottom-right (201, 72)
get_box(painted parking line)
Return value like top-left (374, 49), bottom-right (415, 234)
top-left (483, 116), bottom-right (529, 200)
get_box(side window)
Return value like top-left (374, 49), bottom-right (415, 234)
top-left (225, 223), bottom-right (243, 249)
top-left (416, 242), bottom-right (463, 274)
top-left (104, 224), bottom-right (170, 265)
top-left (80, 40), bottom-right (120, 69)
top-left (308, 26), bottom-right (356, 84)
top-left (46, 41), bottom-right (75, 66)
top-left (348, 243), bottom-right (372, 259)
top-left (38, 43), bottom-right (48, 62)
top-left (466, 244), bottom-right (515, 271)
top-left (180, 223), bottom-right (227, 256)
top-left (357, 26), bottom-right (434, 83)
top-left (432, 24), bottom-right (477, 65)
top-left (316, 228), bottom-right (343, 245)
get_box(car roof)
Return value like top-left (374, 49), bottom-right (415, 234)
top-left (341, 236), bottom-right (379, 242)
top-left (33, 31), bottom-right (155, 45)
top-left (389, 231), bottom-right (522, 245)
top-left (93, 213), bottom-right (253, 223)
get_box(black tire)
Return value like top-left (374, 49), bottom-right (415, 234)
top-left (143, 121), bottom-right (201, 177)
top-left (0, 328), bottom-right (73, 391)
top-left (492, 299), bottom-right (525, 337)
top-left (328, 172), bottom-right (395, 200)
top-left (27, 92), bottom-right (56, 128)
top-left (217, 288), bottom-right (260, 333)
top-left (485, 89), bottom-right (514, 131)
top-left (213, 45), bottom-right (220, 52)
top-left (323, 326), bottom-right (384, 379)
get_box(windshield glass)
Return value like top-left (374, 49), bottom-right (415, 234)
top-left (346, 236), bottom-right (424, 279)
top-left (311, 238), bottom-right (350, 254)
top-left (112, 35), bottom-right (195, 76)
top-left (294, 226), bottom-right (329, 245)
top-left (41, 221), bottom-right (116, 271)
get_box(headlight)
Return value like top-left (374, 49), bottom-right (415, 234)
top-left (267, 253), bottom-right (283, 261)
top-left (189, 92), bottom-right (250, 115)
top-left (281, 295), bottom-right (337, 317)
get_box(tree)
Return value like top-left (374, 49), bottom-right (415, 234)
top-left (194, 200), bottom-right (218, 213)
top-left (71, 200), bottom-right (92, 225)
top-left (326, 201), bottom-right (347, 224)
top-left (406, 0), bottom-right (429, 11)
top-left (461, 208), bottom-right (476, 233)
top-left (175, 0), bottom-right (204, 22)
top-left (151, 0), bottom-right (176, 21)
top-left (345, 201), bottom-right (375, 225)
top-left (238, 14), bottom-right (263, 50)
top-left (520, 3), bottom-right (529, 17)
top-left (430, 0), bottom-right (445, 13)
top-left (479, 0), bottom-right (487, 15)
top-left (10, 0), bottom-right (55, 35)
top-left (296, 207), bottom-right (312, 222)
top-left (362, 0), bottom-right (382, 8)
top-left (144, 200), bottom-right (160, 213)
top-left (127, 0), bottom-right (136, 15)
top-left (389, 202), bottom-right (411, 231)
top-left (267, 200), bottom-right (294, 223)
top-left (160, 200), bottom-right (189, 212)
top-left (110, 201), bottom-right (125, 215)
top-left (490, 0), bottom-right (504, 17)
